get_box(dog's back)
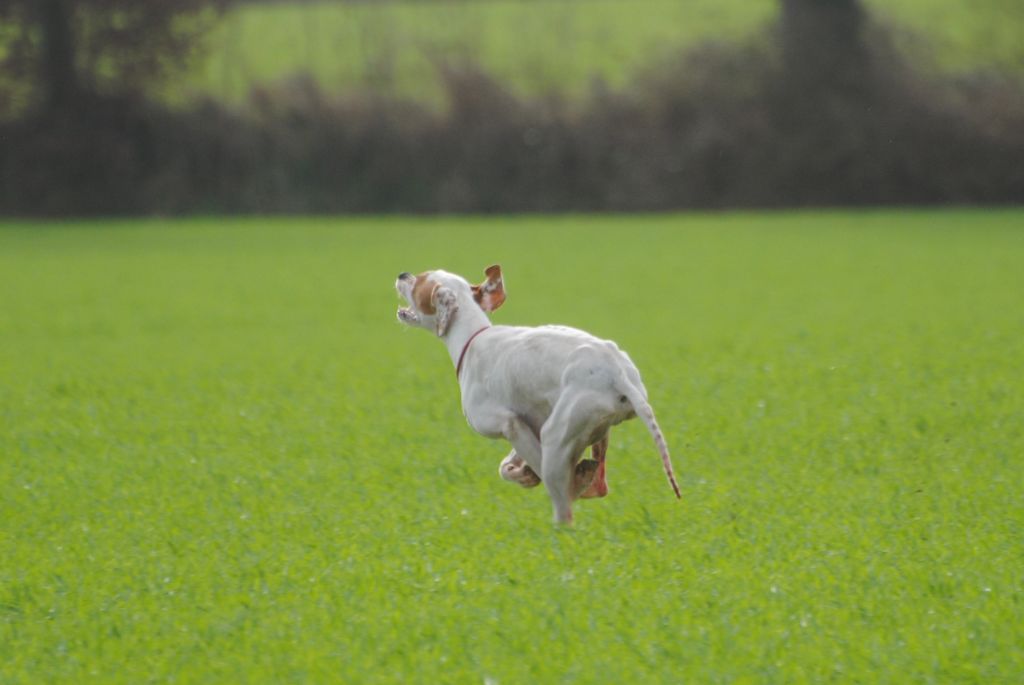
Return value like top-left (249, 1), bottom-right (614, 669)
top-left (459, 324), bottom-right (640, 430)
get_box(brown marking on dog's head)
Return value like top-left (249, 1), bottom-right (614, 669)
top-left (471, 264), bottom-right (506, 312)
top-left (412, 273), bottom-right (439, 315)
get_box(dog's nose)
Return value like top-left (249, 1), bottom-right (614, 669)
top-left (398, 272), bottom-right (411, 280)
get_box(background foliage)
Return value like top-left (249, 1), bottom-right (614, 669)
top-left (190, 0), bottom-right (1024, 105)
top-left (0, 0), bottom-right (1023, 214)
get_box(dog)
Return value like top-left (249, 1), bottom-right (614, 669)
top-left (395, 265), bottom-right (680, 524)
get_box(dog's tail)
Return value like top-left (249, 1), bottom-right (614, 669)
top-left (618, 378), bottom-right (682, 499)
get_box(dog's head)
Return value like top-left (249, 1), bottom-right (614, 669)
top-left (395, 265), bottom-right (505, 337)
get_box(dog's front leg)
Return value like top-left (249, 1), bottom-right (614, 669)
top-left (501, 416), bottom-right (543, 486)
top-left (499, 449), bottom-right (541, 488)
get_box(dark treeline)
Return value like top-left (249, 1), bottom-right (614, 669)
top-left (0, 0), bottom-right (1022, 215)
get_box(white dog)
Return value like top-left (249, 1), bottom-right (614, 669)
top-left (396, 265), bottom-right (680, 524)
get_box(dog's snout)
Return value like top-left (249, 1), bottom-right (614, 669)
top-left (398, 272), bottom-right (412, 281)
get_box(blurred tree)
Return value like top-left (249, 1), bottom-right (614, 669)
top-left (0, 0), bottom-right (225, 115)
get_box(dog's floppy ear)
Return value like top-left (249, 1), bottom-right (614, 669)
top-left (471, 264), bottom-right (506, 312)
top-left (432, 285), bottom-right (458, 337)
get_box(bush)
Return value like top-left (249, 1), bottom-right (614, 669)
top-left (1, 21), bottom-right (1022, 216)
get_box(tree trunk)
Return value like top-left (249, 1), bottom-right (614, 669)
top-left (780, 0), bottom-right (869, 94)
top-left (36, 0), bottom-right (79, 111)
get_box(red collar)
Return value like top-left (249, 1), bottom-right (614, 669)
top-left (456, 326), bottom-right (491, 379)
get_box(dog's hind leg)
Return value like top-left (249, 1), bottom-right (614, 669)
top-left (576, 433), bottom-right (609, 499)
top-left (541, 394), bottom-right (614, 524)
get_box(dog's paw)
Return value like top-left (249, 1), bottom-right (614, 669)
top-left (499, 453), bottom-right (541, 488)
top-left (573, 459), bottom-right (608, 499)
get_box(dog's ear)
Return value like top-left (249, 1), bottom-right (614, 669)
top-left (472, 264), bottom-right (506, 312)
top-left (432, 285), bottom-right (458, 337)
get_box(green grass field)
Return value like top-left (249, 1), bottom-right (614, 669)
top-left (183, 0), bottom-right (1024, 104)
top-left (2, 211), bottom-right (1023, 682)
